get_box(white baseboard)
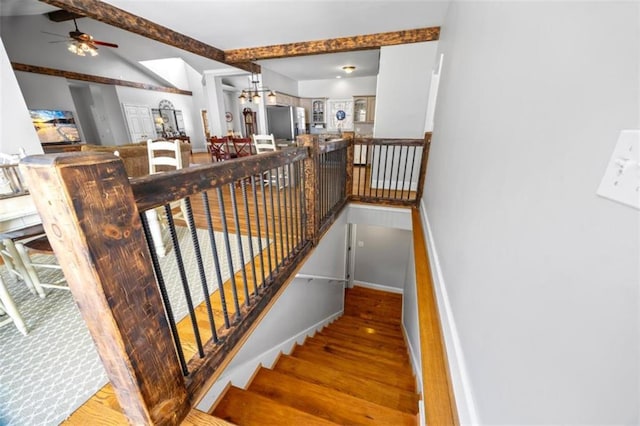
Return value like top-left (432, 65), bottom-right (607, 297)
top-left (420, 199), bottom-right (478, 425)
top-left (353, 281), bottom-right (404, 294)
top-left (197, 310), bottom-right (343, 412)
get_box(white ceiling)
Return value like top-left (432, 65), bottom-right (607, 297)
top-left (0, 0), bottom-right (450, 81)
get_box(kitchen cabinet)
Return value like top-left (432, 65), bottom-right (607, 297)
top-left (312, 98), bottom-right (326, 125)
top-left (353, 96), bottom-right (376, 123)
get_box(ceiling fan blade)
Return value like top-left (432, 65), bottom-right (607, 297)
top-left (48, 40), bottom-right (70, 44)
top-left (93, 40), bottom-right (118, 48)
top-left (41, 31), bottom-right (67, 38)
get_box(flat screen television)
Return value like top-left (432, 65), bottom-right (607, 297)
top-left (29, 109), bottom-right (81, 144)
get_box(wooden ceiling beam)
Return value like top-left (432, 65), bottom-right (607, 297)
top-left (38, 0), bottom-right (256, 72)
top-left (224, 27), bottom-right (440, 63)
top-left (12, 62), bottom-right (193, 96)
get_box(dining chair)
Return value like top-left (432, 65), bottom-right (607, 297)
top-left (251, 134), bottom-right (288, 188)
top-left (0, 275), bottom-right (28, 335)
top-left (208, 136), bottom-right (232, 162)
top-left (1, 223), bottom-right (68, 299)
top-left (145, 139), bottom-right (191, 256)
top-left (231, 137), bottom-right (253, 158)
top-left (252, 134), bottom-right (277, 154)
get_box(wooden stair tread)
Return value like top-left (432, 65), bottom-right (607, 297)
top-left (335, 315), bottom-right (405, 334)
top-left (183, 409), bottom-right (235, 425)
top-left (312, 331), bottom-right (409, 361)
top-left (212, 386), bottom-right (338, 425)
top-left (291, 344), bottom-right (416, 391)
top-left (249, 368), bottom-right (417, 425)
top-left (326, 320), bottom-right (407, 344)
top-left (274, 355), bottom-right (419, 414)
top-left (304, 338), bottom-right (409, 367)
top-left (317, 329), bottom-right (410, 355)
top-left (346, 285), bottom-right (403, 302)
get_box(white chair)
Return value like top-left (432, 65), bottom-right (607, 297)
top-left (252, 134), bottom-right (288, 188)
top-left (0, 275), bottom-right (28, 335)
top-left (252, 133), bottom-right (277, 154)
top-left (145, 139), bottom-right (190, 257)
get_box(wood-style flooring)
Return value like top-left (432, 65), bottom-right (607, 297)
top-left (211, 286), bottom-right (419, 425)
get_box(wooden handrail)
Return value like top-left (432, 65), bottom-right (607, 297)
top-left (411, 208), bottom-right (459, 425)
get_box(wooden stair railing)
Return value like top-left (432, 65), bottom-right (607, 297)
top-left (18, 134), bottom-right (431, 425)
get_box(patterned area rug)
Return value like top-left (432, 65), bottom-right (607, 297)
top-left (0, 227), bottom-right (264, 426)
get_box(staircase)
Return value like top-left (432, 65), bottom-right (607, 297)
top-left (211, 286), bottom-right (420, 425)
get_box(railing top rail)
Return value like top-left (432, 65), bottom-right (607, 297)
top-left (130, 146), bottom-right (308, 211)
top-left (319, 138), bottom-right (349, 153)
top-left (354, 137), bottom-right (425, 147)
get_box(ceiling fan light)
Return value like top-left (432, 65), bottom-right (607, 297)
top-left (89, 48), bottom-right (98, 56)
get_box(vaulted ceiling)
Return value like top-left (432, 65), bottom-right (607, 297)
top-left (0, 0), bottom-right (450, 81)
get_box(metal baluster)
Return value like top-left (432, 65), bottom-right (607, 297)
top-left (241, 179), bottom-right (258, 296)
top-left (163, 204), bottom-right (205, 358)
top-left (287, 162), bottom-right (295, 253)
top-left (300, 161), bottom-right (308, 242)
top-left (282, 164), bottom-right (290, 257)
top-left (290, 162), bottom-right (299, 249)
top-left (202, 191), bottom-right (230, 329)
top-left (275, 168), bottom-right (285, 263)
top-left (407, 146), bottom-right (417, 200)
top-left (394, 146), bottom-right (402, 199)
top-left (260, 174), bottom-right (274, 282)
top-left (183, 197), bottom-right (217, 342)
top-left (229, 184), bottom-right (250, 307)
top-left (382, 145), bottom-right (393, 198)
top-left (268, 170), bottom-right (280, 271)
top-left (216, 187), bottom-right (241, 322)
top-left (375, 144), bottom-right (382, 198)
top-left (251, 175), bottom-right (267, 289)
top-left (140, 212), bottom-right (189, 375)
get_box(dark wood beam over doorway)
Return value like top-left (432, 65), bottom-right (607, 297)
top-left (224, 27), bottom-right (440, 63)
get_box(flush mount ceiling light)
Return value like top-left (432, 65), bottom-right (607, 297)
top-left (238, 67), bottom-right (276, 105)
top-left (342, 65), bottom-right (356, 74)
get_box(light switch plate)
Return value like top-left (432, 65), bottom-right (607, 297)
top-left (597, 130), bottom-right (640, 209)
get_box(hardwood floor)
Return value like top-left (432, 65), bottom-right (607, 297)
top-left (211, 286), bottom-right (419, 425)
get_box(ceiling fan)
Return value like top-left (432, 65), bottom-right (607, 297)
top-left (45, 18), bottom-right (118, 56)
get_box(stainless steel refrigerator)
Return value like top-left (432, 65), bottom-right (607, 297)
top-left (266, 106), bottom-right (306, 141)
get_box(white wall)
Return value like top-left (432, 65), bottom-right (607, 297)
top-left (0, 39), bottom-right (42, 155)
top-left (375, 42), bottom-right (438, 138)
top-left (263, 67), bottom-right (299, 97)
top-left (426, 2), bottom-right (639, 424)
top-left (353, 224), bottom-right (411, 291)
top-left (298, 76), bottom-right (377, 99)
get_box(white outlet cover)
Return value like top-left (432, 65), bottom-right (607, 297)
top-left (597, 130), bottom-right (640, 210)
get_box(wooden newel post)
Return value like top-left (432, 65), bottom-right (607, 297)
top-left (342, 131), bottom-right (355, 198)
top-left (20, 153), bottom-right (190, 425)
top-left (298, 134), bottom-right (320, 245)
top-left (415, 132), bottom-right (432, 202)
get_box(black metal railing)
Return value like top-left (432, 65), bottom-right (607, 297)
top-left (318, 139), bottom-right (348, 229)
top-left (129, 148), bottom-right (309, 395)
top-left (351, 137), bottom-right (429, 205)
